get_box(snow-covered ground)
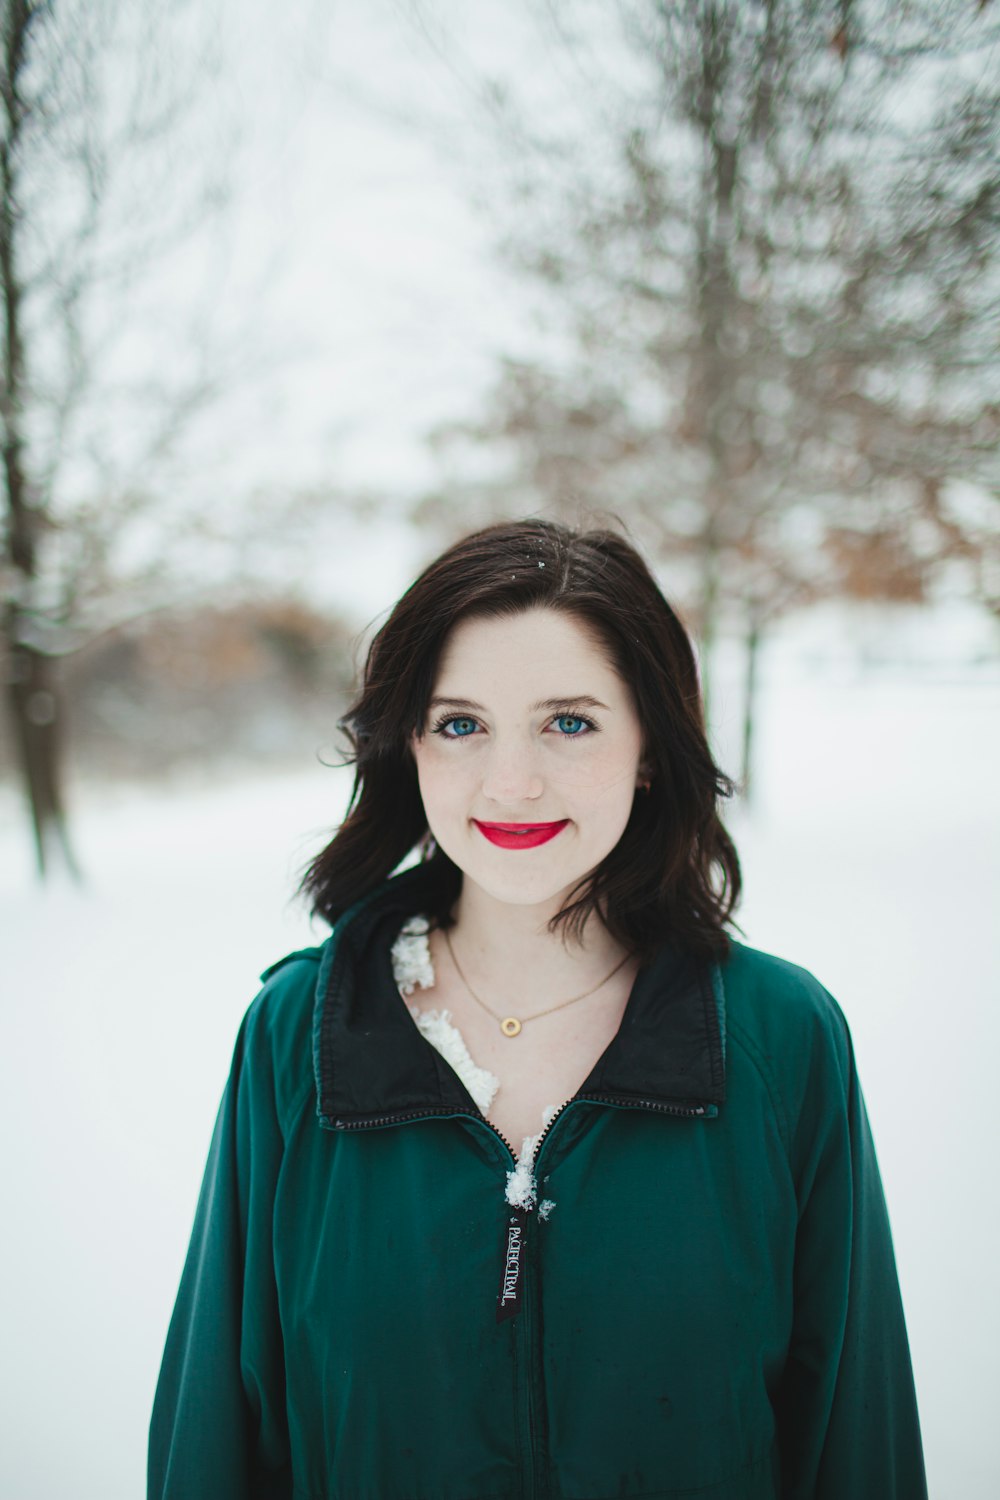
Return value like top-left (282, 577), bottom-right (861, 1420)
top-left (1, 603), bottom-right (998, 1499)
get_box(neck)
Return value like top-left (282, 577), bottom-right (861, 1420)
top-left (446, 878), bottom-right (634, 1003)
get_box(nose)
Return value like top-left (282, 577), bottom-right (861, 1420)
top-left (480, 734), bottom-right (544, 806)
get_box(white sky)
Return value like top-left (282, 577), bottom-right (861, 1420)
top-left (176, 0), bottom-right (549, 499)
top-left (45, 0), bottom-right (576, 618)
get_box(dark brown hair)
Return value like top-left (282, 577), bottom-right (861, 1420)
top-left (299, 517), bottom-right (741, 961)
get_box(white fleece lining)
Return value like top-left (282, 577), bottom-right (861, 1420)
top-left (407, 1006), bottom-right (501, 1117)
top-left (391, 915), bottom-right (502, 1116)
top-left (390, 914), bottom-right (559, 1215)
top-left (390, 915), bottom-right (437, 997)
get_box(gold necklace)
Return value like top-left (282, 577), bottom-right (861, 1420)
top-left (442, 926), bottom-right (633, 1038)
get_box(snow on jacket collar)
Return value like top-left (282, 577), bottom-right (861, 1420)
top-left (149, 863), bottom-right (928, 1500)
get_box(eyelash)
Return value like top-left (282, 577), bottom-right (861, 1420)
top-left (430, 711), bottom-right (599, 741)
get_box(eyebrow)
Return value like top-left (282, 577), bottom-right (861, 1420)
top-left (427, 695), bottom-right (611, 713)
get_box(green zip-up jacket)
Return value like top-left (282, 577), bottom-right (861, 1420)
top-left (148, 863), bottom-right (927, 1500)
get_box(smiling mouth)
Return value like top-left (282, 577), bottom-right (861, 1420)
top-left (477, 821), bottom-right (566, 832)
top-left (473, 819), bottom-right (570, 848)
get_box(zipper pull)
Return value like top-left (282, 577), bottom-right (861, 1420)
top-left (496, 1205), bottom-right (530, 1323)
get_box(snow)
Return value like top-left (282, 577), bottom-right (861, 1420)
top-left (0, 603), bottom-right (998, 1499)
top-left (505, 1104), bottom-right (561, 1212)
top-left (504, 1141), bottom-right (540, 1211)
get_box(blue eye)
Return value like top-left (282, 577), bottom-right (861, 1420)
top-left (434, 716), bottom-right (478, 738)
top-left (430, 711), bottom-right (597, 740)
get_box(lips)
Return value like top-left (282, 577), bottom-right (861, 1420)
top-left (474, 819), bottom-right (569, 850)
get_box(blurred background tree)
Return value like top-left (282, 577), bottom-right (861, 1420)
top-left (1, 0), bottom-right (240, 873)
top-left (0, 0), bottom-right (339, 874)
top-left (407, 0), bottom-right (999, 790)
top-left (50, 595), bottom-right (357, 781)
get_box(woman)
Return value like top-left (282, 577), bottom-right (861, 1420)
top-left (148, 518), bottom-right (927, 1500)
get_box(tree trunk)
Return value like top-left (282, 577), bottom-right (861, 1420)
top-left (697, 524), bottom-right (721, 726)
top-left (2, 0), bottom-right (78, 877)
top-left (3, 611), bottom-right (79, 878)
top-left (687, 5), bottom-right (740, 735)
top-left (740, 614), bottom-right (762, 802)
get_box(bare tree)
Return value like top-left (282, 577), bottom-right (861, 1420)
top-left (405, 0), bottom-right (1000, 789)
top-left (1, 0), bottom-right (255, 874)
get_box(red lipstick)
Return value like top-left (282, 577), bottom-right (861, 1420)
top-left (474, 819), bottom-right (569, 850)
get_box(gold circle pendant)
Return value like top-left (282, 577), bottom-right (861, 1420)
top-left (501, 1017), bottom-right (522, 1037)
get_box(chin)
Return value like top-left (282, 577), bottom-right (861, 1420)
top-left (461, 858), bottom-right (595, 911)
top-left (470, 883), bottom-right (579, 915)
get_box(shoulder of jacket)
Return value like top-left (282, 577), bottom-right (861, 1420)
top-left (258, 945), bottom-right (325, 984)
top-left (239, 940), bottom-right (330, 1127)
top-left (719, 940), bottom-right (855, 1130)
top-left (719, 943), bottom-right (879, 1210)
top-left (721, 940), bottom-right (849, 1037)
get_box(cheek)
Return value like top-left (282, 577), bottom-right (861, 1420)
top-left (549, 745), bottom-right (640, 800)
top-left (412, 743), bottom-right (465, 813)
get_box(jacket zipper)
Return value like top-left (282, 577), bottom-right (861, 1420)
top-left (580, 1093), bottom-right (709, 1118)
top-left (528, 1092), bottom-right (709, 1174)
top-left (333, 1093), bottom-right (707, 1138)
top-left (334, 1104), bottom-right (518, 1158)
top-left (520, 1094), bottom-right (710, 1499)
top-left (335, 1094), bottom-right (709, 1500)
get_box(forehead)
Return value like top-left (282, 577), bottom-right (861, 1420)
top-left (434, 608), bottom-right (619, 688)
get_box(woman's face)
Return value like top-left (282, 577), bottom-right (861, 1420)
top-left (409, 606), bottom-right (647, 915)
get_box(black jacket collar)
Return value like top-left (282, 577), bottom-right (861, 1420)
top-left (313, 863), bottom-right (726, 1129)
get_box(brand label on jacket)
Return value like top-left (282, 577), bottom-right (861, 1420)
top-left (496, 1208), bottom-right (528, 1323)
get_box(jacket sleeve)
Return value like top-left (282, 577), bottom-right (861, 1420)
top-left (776, 992), bottom-right (927, 1499)
top-left (148, 992), bottom-right (292, 1500)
